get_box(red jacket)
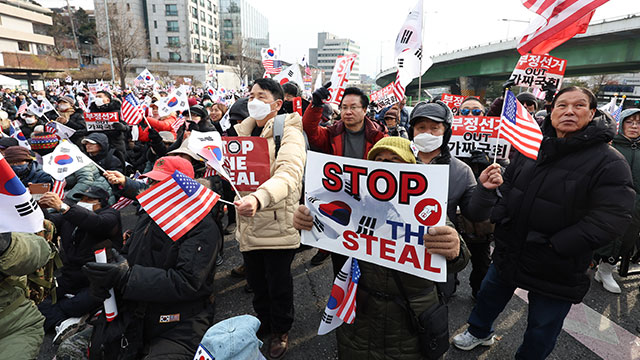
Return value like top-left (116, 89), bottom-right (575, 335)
top-left (138, 114), bottom-right (177, 142)
top-left (302, 106), bottom-right (387, 158)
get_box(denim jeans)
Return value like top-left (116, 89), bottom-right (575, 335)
top-left (467, 264), bottom-right (572, 360)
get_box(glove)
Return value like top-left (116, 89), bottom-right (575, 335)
top-left (470, 150), bottom-right (491, 168)
top-left (502, 79), bottom-right (516, 92)
top-left (148, 126), bottom-right (161, 142)
top-left (312, 82), bottom-right (332, 107)
top-left (82, 249), bottom-right (130, 299)
top-left (0, 233), bottom-right (11, 257)
top-left (542, 80), bottom-right (557, 103)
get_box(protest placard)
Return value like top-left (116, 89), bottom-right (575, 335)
top-left (328, 54), bottom-right (357, 106)
top-left (84, 112), bottom-right (119, 131)
top-left (440, 93), bottom-right (466, 115)
top-left (301, 151), bottom-right (449, 282)
top-left (449, 116), bottom-right (511, 159)
top-left (370, 82), bottom-right (400, 112)
top-left (220, 137), bottom-right (271, 192)
top-left (508, 54), bottom-right (566, 89)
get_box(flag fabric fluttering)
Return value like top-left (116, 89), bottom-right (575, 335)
top-left (136, 170), bottom-right (220, 241)
top-left (122, 94), bottom-right (145, 126)
top-left (157, 87), bottom-right (189, 117)
top-left (517, 0), bottom-right (609, 55)
top-left (27, 100), bottom-right (45, 118)
top-left (45, 121), bottom-right (76, 140)
top-left (318, 257), bottom-right (357, 335)
top-left (498, 90), bottom-right (543, 160)
top-left (135, 68), bottom-right (156, 86)
top-left (273, 64), bottom-right (305, 87)
top-left (17, 99), bottom-right (27, 116)
top-left (261, 47), bottom-right (282, 75)
top-left (394, 0), bottom-right (423, 59)
top-left (111, 172), bottom-right (145, 210)
top-left (9, 121), bottom-right (30, 149)
top-left (172, 114), bottom-right (186, 132)
top-left (0, 152), bottom-right (44, 233)
top-left (42, 140), bottom-right (93, 181)
top-left (335, 258), bottom-right (360, 324)
top-left (52, 179), bottom-right (66, 200)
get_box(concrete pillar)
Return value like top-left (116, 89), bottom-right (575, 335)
top-left (458, 76), bottom-right (488, 100)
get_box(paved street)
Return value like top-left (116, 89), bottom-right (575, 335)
top-left (39, 209), bottom-right (640, 359)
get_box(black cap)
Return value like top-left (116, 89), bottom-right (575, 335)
top-left (409, 100), bottom-right (453, 126)
top-left (71, 186), bottom-right (110, 202)
top-left (0, 137), bottom-right (19, 149)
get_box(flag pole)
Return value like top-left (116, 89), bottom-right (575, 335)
top-left (493, 88), bottom-right (510, 164)
top-left (209, 149), bottom-right (242, 199)
top-left (417, 3), bottom-right (424, 103)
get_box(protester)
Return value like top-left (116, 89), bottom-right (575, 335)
top-left (4, 145), bottom-right (53, 186)
top-left (0, 232), bottom-right (53, 359)
top-left (88, 90), bottom-right (128, 157)
top-left (55, 96), bottom-right (87, 146)
top-left (37, 187), bottom-right (122, 340)
top-left (516, 92), bottom-right (538, 115)
top-left (302, 85), bottom-right (386, 271)
top-left (383, 105), bottom-right (409, 138)
top-left (453, 87), bottom-right (635, 359)
top-left (459, 97), bottom-right (486, 117)
top-left (293, 136), bottom-right (470, 359)
top-left (78, 156), bottom-right (221, 359)
top-left (593, 108), bottom-right (640, 293)
top-left (81, 132), bottom-right (125, 173)
top-left (232, 78), bottom-right (306, 359)
top-left (376, 97), bottom-right (409, 128)
top-left (279, 82), bottom-right (310, 115)
top-left (18, 111), bottom-right (44, 138)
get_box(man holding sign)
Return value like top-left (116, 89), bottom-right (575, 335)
top-left (232, 78), bottom-right (306, 359)
top-left (293, 137), bottom-right (468, 359)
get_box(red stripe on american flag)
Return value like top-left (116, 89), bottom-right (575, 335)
top-left (52, 180), bottom-right (66, 200)
top-left (122, 98), bottom-right (143, 126)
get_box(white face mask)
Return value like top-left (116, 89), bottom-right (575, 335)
top-left (77, 201), bottom-right (96, 211)
top-left (25, 117), bottom-right (37, 125)
top-left (58, 103), bottom-right (70, 111)
top-left (248, 99), bottom-right (273, 121)
top-left (94, 97), bottom-right (104, 107)
top-left (37, 95), bottom-right (43, 101)
top-left (412, 132), bottom-right (443, 153)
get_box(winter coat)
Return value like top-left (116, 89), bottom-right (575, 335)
top-left (58, 109), bottom-right (87, 147)
top-left (0, 233), bottom-right (51, 359)
top-left (338, 218), bottom-right (470, 359)
top-left (16, 161), bottom-right (53, 187)
top-left (88, 99), bottom-right (128, 157)
top-left (388, 126), bottom-right (409, 139)
top-left (376, 105), bottom-right (410, 129)
top-left (64, 164), bottom-right (114, 204)
top-left (491, 110), bottom-right (635, 303)
top-left (303, 106), bottom-right (387, 158)
top-left (18, 118), bottom-right (44, 139)
top-left (85, 133), bottom-right (124, 173)
top-left (233, 113), bottom-right (307, 252)
top-left (138, 114), bottom-right (177, 141)
top-left (47, 206), bottom-right (122, 288)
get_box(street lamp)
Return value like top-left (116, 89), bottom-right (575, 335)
top-left (499, 18), bottom-right (530, 39)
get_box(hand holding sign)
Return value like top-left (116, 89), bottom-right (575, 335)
top-left (293, 205), bottom-right (313, 231)
top-left (423, 226), bottom-right (460, 261)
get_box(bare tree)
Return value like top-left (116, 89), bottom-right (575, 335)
top-left (166, 41), bottom-right (183, 62)
top-left (96, 3), bottom-right (148, 89)
top-left (222, 37), bottom-right (261, 83)
top-left (587, 74), bottom-right (617, 96)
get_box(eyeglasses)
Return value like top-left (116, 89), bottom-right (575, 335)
top-left (340, 106), bottom-right (362, 112)
top-left (623, 120), bottom-right (640, 126)
top-left (460, 108), bottom-right (484, 116)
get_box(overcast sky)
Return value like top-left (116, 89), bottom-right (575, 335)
top-left (46, 0), bottom-right (640, 77)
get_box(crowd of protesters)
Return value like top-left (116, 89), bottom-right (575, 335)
top-left (0, 73), bottom-right (638, 360)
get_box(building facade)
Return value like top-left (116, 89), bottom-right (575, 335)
top-left (309, 32), bottom-right (360, 85)
top-left (0, 0), bottom-right (54, 56)
top-left (219, 0), bottom-right (268, 60)
top-left (94, 0), bottom-right (221, 64)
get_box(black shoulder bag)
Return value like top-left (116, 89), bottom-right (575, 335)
top-left (391, 271), bottom-right (450, 360)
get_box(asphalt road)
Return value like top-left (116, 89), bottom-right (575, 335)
top-left (39, 208), bottom-right (640, 359)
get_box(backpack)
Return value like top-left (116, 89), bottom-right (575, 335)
top-left (272, 114), bottom-right (309, 204)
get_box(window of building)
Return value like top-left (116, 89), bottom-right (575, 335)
top-left (17, 41), bottom-right (29, 52)
top-left (214, 18), bottom-right (217, 27)
top-left (195, 54), bottom-right (201, 62)
top-left (167, 20), bottom-right (179, 32)
top-left (155, 37), bottom-right (158, 44)
top-left (215, 31), bottom-right (218, 41)
top-left (192, 23), bottom-right (199, 34)
top-left (152, 4), bottom-right (156, 12)
top-left (207, 0), bottom-right (212, 10)
top-left (168, 36), bottom-right (180, 47)
top-left (156, 52), bottom-right (159, 59)
top-left (191, 7), bottom-right (197, 18)
top-left (200, 0), bottom-right (205, 6)
top-left (207, 14), bottom-right (212, 25)
top-left (201, 25), bottom-right (206, 35)
top-left (165, 4), bottom-right (177, 16)
top-left (223, 19), bottom-right (232, 27)
top-left (201, 11), bottom-right (206, 20)
top-left (153, 20), bottom-right (157, 29)
top-left (224, 30), bottom-right (233, 40)
top-left (208, 29), bottom-right (213, 39)
top-left (191, 0), bottom-right (197, 3)
top-left (169, 52), bottom-right (180, 61)
top-left (213, 4), bottom-right (217, 13)
top-left (193, 39), bottom-right (199, 49)
top-left (126, 3), bottom-right (130, 11)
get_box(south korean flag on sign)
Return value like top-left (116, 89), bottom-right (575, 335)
top-left (193, 344), bottom-right (213, 360)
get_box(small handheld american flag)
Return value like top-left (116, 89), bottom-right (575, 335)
top-left (336, 258), bottom-right (360, 324)
top-left (52, 179), bottom-right (66, 200)
top-left (122, 94), bottom-right (144, 126)
top-left (497, 90), bottom-right (543, 160)
top-left (171, 114), bottom-right (186, 132)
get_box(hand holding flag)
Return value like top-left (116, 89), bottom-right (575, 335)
top-left (496, 90), bottom-right (543, 161)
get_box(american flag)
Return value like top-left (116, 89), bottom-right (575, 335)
top-left (518, 0), bottom-right (609, 55)
top-left (392, 71), bottom-right (406, 103)
top-left (136, 170), bottom-right (220, 241)
top-left (122, 94), bottom-right (144, 126)
top-left (305, 66), bottom-right (312, 76)
top-left (111, 172), bottom-right (144, 210)
top-left (203, 166), bottom-right (214, 178)
top-left (17, 99), bottom-right (27, 115)
top-left (336, 258), bottom-right (360, 324)
top-left (45, 122), bottom-right (56, 134)
top-left (171, 114), bottom-right (186, 132)
top-left (612, 104), bottom-right (623, 130)
top-left (499, 90), bottom-right (543, 160)
top-left (262, 60), bottom-right (283, 75)
top-left (52, 179), bottom-right (66, 200)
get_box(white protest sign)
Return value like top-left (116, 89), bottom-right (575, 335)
top-left (508, 54), bottom-right (566, 89)
top-left (328, 54), bottom-right (357, 106)
top-left (302, 151), bottom-right (449, 281)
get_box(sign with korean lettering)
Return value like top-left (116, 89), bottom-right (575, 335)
top-left (508, 54), bottom-right (566, 89)
top-left (328, 54), bottom-right (357, 106)
top-left (449, 116), bottom-right (511, 159)
top-left (84, 112), bottom-right (119, 131)
top-left (370, 82), bottom-right (400, 112)
top-left (440, 93), bottom-right (466, 116)
top-left (302, 151), bottom-right (449, 281)
top-left (219, 137), bottom-right (271, 192)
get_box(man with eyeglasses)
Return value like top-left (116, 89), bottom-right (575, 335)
top-left (302, 85), bottom-right (387, 273)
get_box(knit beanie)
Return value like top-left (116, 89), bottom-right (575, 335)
top-left (29, 132), bottom-right (59, 156)
top-left (367, 137), bottom-right (416, 164)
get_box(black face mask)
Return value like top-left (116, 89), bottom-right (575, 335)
top-left (281, 101), bottom-right (293, 114)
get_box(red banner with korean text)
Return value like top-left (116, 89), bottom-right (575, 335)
top-left (440, 93), bottom-right (466, 116)
top-left (84, 112), bottom-right (119, 131)
top-left (449, 116), bottom-right (511, 160)
top-left (508, 54), bottom-right (566, 90)
top-left (219, 137), bottom-right (271, 192)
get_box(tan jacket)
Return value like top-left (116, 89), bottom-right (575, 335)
top-left (233, 113), bottom-right (307, 251)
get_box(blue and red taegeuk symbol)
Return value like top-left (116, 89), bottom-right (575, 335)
top-left (145, 75), bottom-right (152, 81)
top-left (267, 49), bottom-right (275, 57)
top-left (327, 284), bottom-right (345, 310)
top-left (203, 145), bottom-right (223, 162)
top-left (167, 97), bottom-right (179, 107)
top-left (54, 154), bottom-right (73, 165)
top-left (0, 157), bottom-right (26, 196)
top-left (207, 88), bottom-right (215, 96)
top-left (319, 201), bottom-right (352, 226)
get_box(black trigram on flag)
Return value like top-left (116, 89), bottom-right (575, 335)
top-left (344, 181), bottom-right (361, 201)
top-left (397, 58), bottom-right (405, 68)
top-left (321, 312), bottom-right (334, 324)
top-left (15, 198), bottom-right (38, 217)
top-left (414, 48), bottom-right (422, 61)
top-left (313, 215), bottom-right (325, 233)
top-left (356, 216), bottom-right (376, 236)
top-left (400, 29), bottom-right (413, 44)
top-left (307, 196), bottom-right (319, 204)
top-left (337, 269), bottom-right (348, 282)
top-left (287, 70), bottom-right (294, 77)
